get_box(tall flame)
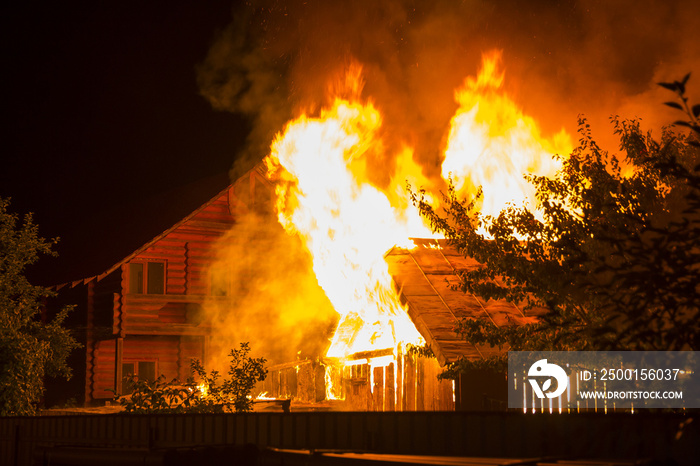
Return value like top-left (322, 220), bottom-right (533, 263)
top-left (263, 51), bottom-right (572, 367)
top-left (443, 51), bottom-right (572, 219)
top-left (265, 90), bottom-right (427, 359)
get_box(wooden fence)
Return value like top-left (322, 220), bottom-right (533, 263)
top-left (1, 411), bottom-right (697, 466)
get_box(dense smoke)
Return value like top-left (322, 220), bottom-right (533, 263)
top-left (198, 0), bottom-right (700, 181)
top-left (202, 212), bottom-right (336, 368)
top-left (196, 0), bottom-right (700, 368)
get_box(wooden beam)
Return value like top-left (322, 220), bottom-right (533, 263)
top-left (404, 353), bottom-right (416, 411)
top-left (372, 366), bottom-right (384, 411)
top-left (348, 348), bottom-right (393, 360)
top-left (386, 363), bottom-right (395, 411)
top-left (114, 337), bottom-right (123, 396)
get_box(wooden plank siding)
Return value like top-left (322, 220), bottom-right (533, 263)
top-left (83, 181), bottom-right (254, 401)
top-left (90, 336), bottom-right (186, 399)
top-left (116, 188), bottom-right (238, 319)
top-left (264, 354), bottom-right (454, 412)
top-left (91, 339), bottom-right (116, 399)
top-left (179, 336), bottom-right (205, 381)
top-left (45, 167), bottom-right (280, 405)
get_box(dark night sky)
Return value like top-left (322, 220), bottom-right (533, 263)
top-left (1, 1), bottom-right (248, 283)
top-left (2, 1), bottom-right (699, 285)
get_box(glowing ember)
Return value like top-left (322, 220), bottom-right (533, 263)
top-left (255, 392), bottom-right (277, 401)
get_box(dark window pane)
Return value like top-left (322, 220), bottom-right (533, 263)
top-left (138, 361), bottom-right (156, 383)
top-left (128, 263), bottom-right (143, 294)
top-left (122, 363), bottom-right (135, 394)
top-left (147, 262), bottom-right (165, 294)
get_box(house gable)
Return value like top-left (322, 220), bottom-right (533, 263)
top-left (50, 165), bottom-right (274, 404)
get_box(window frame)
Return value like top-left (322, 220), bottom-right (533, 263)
top-left (121, 359), bottom-right (158, 394)
top-left (127, 260), bottom-right (166, 295)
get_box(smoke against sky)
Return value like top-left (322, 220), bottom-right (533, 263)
top-left (194, 2), bottom-right (700, 367)
top-left (3, 0), bottom-right (698, 288)
top-left (197, 0), bottom-right (700, 181)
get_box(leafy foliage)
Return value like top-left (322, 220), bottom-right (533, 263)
top-left (405, 342), bottom-right (435, 358)
top-left (115, 342), bottom-right (267, 413)
top-left (597, 76), bottom-right (700, 351)
top-left (0, 198), bottom-right (81, 416)
top-left (117, 374), bottom-right (198, 414)
top-left (412, 79), bottom-right (700, 375)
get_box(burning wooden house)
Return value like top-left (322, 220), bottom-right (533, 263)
top-left (46, 163), bottom-right (537, 411)
top-left (254, 53), bottom-right (556, 411)
top-left (259, 238), bottom-right (542, 411)
top-left (48, 54), bottom-right (564, 412)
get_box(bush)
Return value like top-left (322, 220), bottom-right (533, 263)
top-left (114, 342), bottom-right (267, 413)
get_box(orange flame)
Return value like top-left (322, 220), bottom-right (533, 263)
top-left (264, 52), bottom-right (573, 377)
top-left (443, 51), bottom-right (572, 220)
top-left (265, 91), bottom-right (427, 359)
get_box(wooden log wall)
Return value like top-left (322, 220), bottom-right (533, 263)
top-left (179, 336), bottom-right (205, 382)
top-left (63, 171), bottom-right (275, 404)
top-left (90, 335), bottom-right (205, 399)
top-left (115, 188), bottom-right (237, 335)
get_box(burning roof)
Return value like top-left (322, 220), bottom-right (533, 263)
top-left (386, 239), bottom-right (544, 366)
top-left (260, 53), bottom-right (567, 368)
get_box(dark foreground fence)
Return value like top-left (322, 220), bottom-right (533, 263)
top-left (1, 411), bottom-right (698, 466)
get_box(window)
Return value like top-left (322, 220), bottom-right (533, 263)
top-left (121, 361), bottom-right (157, 394)
top-left (147, 262), bottom-right (165, 294)
top-left (128, 261), bottom-right (165, 294)
top-left (128, 264), bottom-right (143, 293)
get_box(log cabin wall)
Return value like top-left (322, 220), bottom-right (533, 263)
top-left (80, 169), bottom-right (274, 403)
top-left (74, 168), bottom-right (275, 404)
top-left (88, 334), bottom-right (206, 401)
top-left (43, 167), bottom-right (285, 406)
top-left (87, 187), bottom-right (237, 400)
top-left (84, 270), bottom-right (121, 403)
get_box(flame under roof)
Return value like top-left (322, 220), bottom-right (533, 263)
top-left (386, 238), bottom-right (545, 366)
